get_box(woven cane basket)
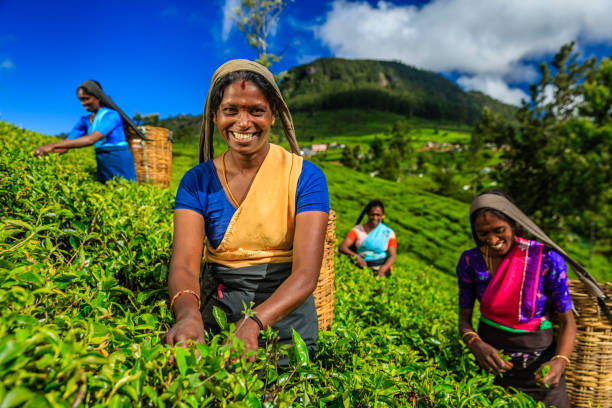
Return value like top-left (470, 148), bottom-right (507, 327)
top-left (313, 209), bottom-right (336, 331)
top-left (127, 125), bottom-right (173, 187)
top-left (565, 279), bottom-right (612, 408)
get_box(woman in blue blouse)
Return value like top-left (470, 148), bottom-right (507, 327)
top-left (34, 80), bottom-right (141, 183)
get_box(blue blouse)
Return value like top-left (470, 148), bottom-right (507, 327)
top-left (175, 159), bottom-right (329, 248)
top-left (67, 107), bottom-right (128, 151)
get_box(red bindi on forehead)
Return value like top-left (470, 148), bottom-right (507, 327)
top-left (240, 80), bottom-right (246, 90)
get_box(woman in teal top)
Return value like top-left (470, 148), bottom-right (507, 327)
top-left (34, 80), bottom-right (142, 183)
top-left (339, 199), bottom-right (397, 277)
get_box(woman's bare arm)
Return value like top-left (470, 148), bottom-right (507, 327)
top-left (377, 246), bottom-right (396, 276)
top-left (338, 233), bottom-right (367, 267)
top-left (35, 131), bottom-right (105, 155)
top-left (539, 310), bottom-right (576, 387)
top-left (459, 307), bottom-right (510, 374)
top-left (163, 209), bottom-right (206, 346)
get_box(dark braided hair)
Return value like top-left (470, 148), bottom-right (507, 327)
top-left (356, 199), bottom-right (385, 225)
top-left (209, 70), bottom-right (278, 116)
top-left (470, 190), bottom-right (524, 247)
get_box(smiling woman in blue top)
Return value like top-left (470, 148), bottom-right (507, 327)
top-left (34, 80), bottom-right (142, 183)
top-left (338, 199), bottom-right (397, 277)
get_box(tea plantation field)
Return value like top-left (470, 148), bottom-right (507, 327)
top-left (0, 121), bottom-right (551, 406)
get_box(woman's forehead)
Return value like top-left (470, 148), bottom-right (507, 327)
top-left (220, 80), bottom-right (268, 104)
top-left (475, 211), bottom-right (508, 227)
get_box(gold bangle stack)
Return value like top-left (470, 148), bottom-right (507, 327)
top-left (461, 331), bottom-right (478, 342)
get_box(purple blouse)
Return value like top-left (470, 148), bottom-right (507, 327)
top-left (456, 245), bottom-right (573, 317)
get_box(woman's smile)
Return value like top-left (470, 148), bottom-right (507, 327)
top-left (229, 130), bottom-right (259, 143)
top-left (474, 211), bottom-right (515, 257)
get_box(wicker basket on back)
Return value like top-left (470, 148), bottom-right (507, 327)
top-left (565, 279), bottom-right (612, 408)
top-left (127, 125), bottom-right (173, 187)
top-left (314, 209), bottom-right (336, 331)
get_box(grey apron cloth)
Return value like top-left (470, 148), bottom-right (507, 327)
top-left (479, 320), bottom-right (570, 408)
top-left (200, 262), bottom-right (318, 365)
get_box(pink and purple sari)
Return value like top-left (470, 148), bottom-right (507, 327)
top-left (480, 237), bottom-right (548, 332)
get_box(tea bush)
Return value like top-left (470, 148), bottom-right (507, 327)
top-left (0, 121), bottom-right (542, 407)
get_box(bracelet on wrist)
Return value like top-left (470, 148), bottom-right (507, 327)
top-left (551, 354), bottom-right (570, 365)
top-left (466, 335), bottom-right (481, 350)
top-left (170, 289), bottom-right (200, 312)
top-left (249, 315), bottom-right (265, 331)
top-left (461, 331), bottom-right (478, 342)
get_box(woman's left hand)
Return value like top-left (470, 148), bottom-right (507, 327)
top-left (536, 358), bottom-right (567, 388)
top-left (234, 317), bottom-right (260, 361)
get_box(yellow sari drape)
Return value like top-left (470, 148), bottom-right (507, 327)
top-left (206, 144), bottom-right (303, 268)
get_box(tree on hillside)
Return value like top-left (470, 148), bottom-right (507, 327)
top-left (232, 0), bottom-right (293, 68)
top-left (340, 146), bottom-right (358, 170)
top-left (379, 150), bottom-right (400, 182)
top-left (369, 137), bottom-right (384, 160)
top-left (388, 120), bottom-right (414, 159)
top-left (476, 42), bottom-right (612, 250)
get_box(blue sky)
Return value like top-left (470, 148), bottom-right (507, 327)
top-left (1, 0), bottom-right (611, 136)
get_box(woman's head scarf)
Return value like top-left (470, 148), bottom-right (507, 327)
top-left (78, 80), bottom-right (146, 140)
top-left (470, 193), bottom-right (610, 308)
top-left (198, 59), bottom-right (300, 163)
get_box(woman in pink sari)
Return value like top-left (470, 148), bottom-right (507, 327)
top-left (456, 191), bottom-right (575, 407)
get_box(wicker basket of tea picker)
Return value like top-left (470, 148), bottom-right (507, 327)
top-left (127, 125), bottom-right (173, 187)
top-left (565, 279), bottom-right (612, 408)
top-left (313, 209), bottom-right (336, 331)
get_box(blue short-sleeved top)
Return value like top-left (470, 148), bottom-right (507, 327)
top-left (67, 107), bottom-right (128, 150)
top-left (175, 159), bottom-right (329, 248)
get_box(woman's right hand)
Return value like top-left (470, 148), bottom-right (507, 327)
top-left (163, 313), bottom-right (205, 347)
top-left (34, 144), bottom-right (56, 156)
top-left (470, 338), bottom-right (512, 375)
top-left (355, 255), bottom-right (367, 268)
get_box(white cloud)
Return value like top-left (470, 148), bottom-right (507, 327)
top-left (457, 75), bottom-right (528, 105)
top-left (316, 0), bottom-right (612, 104)
top-left (222, 0), bottom-right (242, 41)
top-left (0, 59), bottom-right (15, 70)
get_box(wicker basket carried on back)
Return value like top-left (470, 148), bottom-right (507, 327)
top-left (565, 279), bottom-right (612, 408)
top-left (313, 209), bottom-right (336, 331)
top-left (127, 125), bottom-right (173, 187)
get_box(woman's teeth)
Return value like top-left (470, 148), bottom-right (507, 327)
top-left (491, 242), bottom-right (504, 250)
top-left (232, 132), bottom-right (256, 141)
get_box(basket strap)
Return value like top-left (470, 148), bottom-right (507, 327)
top-left (168, 129), bottom-right (174, 143)
top-left (596, 297), bottom-right (612, 325)
top-left (141, 140), bottom-right (150, 184)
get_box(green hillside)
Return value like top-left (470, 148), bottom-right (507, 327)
top-left (280, 58), bottom-right (517, 124)
top-left (157, 58), bottom-right (516, 144)
top-left (1, 121), bottom-right (546, 406)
